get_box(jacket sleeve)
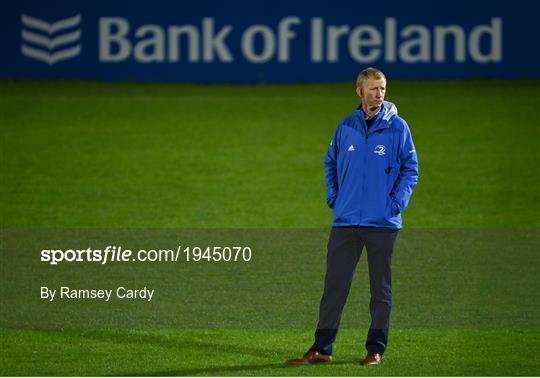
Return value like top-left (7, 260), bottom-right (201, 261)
top-left (392, 121), bottom-right (419, 214)
top-left (324, 125), bottom-right (340, 208)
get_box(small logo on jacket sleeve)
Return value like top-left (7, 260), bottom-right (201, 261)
top-left (347, 145), bottom-right (355, 152)
top-left (374, 145), bottom-right (386, 155)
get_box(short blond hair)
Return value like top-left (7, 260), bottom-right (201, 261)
top-left (356, 67), bottom-right (386, 88)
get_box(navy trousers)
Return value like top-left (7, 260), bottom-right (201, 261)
top-left (311, 226), bottom-right (398, 356)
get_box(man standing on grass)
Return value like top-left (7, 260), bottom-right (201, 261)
top-left (287, 67), bottom-right (418, 366)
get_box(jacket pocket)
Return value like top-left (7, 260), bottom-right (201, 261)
top-left (387, 195), bottom-right (400, 217)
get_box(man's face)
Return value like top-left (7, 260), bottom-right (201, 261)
top-left (357, 77), bottom-right (386, 111)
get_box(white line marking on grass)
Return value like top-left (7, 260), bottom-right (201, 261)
top-left (4, 95), bottom-right (349, 102)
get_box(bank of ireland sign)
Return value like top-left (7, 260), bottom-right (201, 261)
top-left (20, 14), bottom-right (502, 66)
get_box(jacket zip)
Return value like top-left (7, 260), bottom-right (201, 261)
top-left (359, 124), bottom-right (369, 220)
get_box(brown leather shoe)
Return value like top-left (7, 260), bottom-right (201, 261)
top-left (286, 350), bottom-right (333, 365)
top-left (361, 352), bottom-right (382, 365)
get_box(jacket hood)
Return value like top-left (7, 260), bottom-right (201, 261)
top-left (382, 101), bottom-right (398, 122)
top-left (355, 101), bottom-right (398, 125)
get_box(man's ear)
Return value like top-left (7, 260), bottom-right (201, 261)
top-left (356, 86), bottom-right (363, 98)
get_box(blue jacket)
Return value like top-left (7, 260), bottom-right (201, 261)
top-left (325, 101), bottom-right (419, 229)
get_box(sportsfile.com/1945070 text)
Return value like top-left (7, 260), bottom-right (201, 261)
top-left (40, 245), bottom-right (252, 265)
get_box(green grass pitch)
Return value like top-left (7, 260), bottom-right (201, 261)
top-left (0, 79), bottom-right (539, 376)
